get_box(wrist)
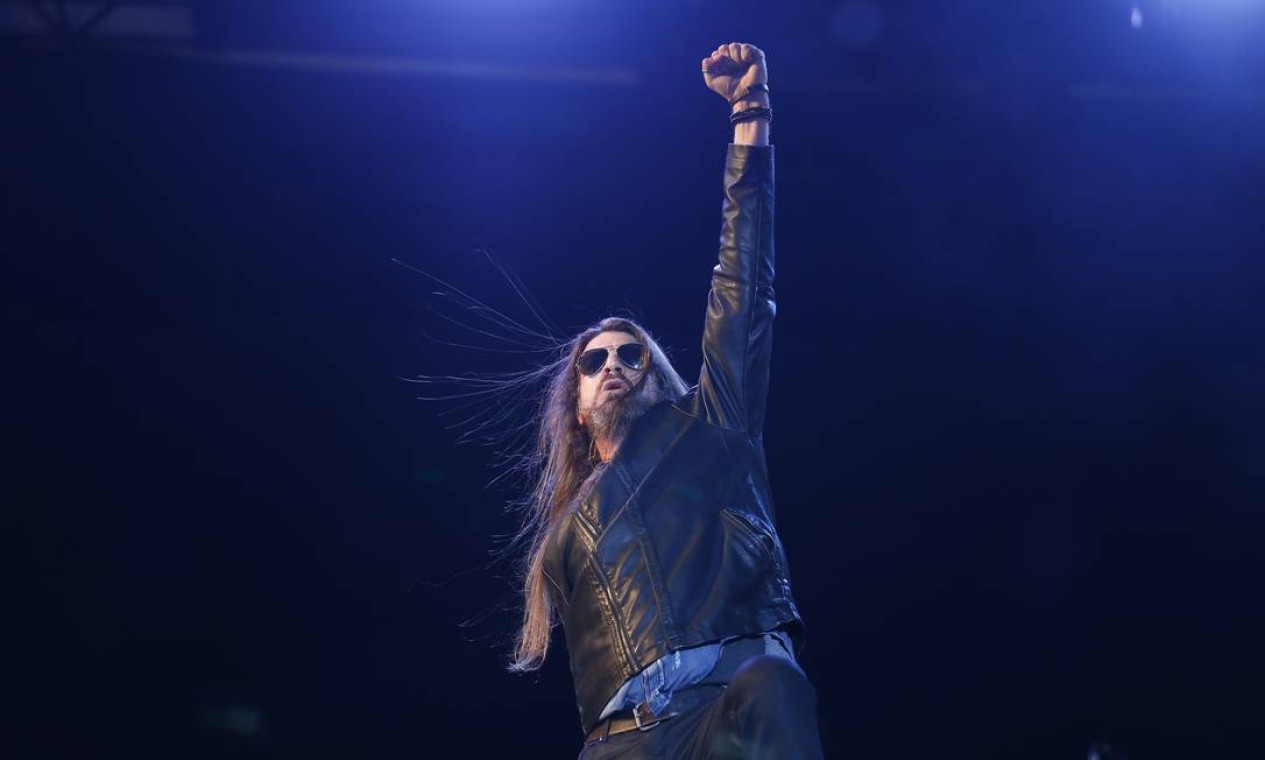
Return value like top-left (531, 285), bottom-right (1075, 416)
top-left (728, 82), bottom-right (770, 108)
top-left (731, 94), bottom-right (771, 113)
top-left (733, 119), bottom-right (770, 147)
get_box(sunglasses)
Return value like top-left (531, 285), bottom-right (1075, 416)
top-left (576, 342), bottom-right (648, 376)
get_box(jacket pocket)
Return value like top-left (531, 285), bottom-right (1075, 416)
top-left (719, 507), bottom-right (784, 577)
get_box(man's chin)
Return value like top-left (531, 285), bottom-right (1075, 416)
top-left (590, 395), bottom-right (639, 437)
top-left (588, 377), bottom-right (662, 441)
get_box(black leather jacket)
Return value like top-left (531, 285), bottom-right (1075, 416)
top-left (542, 144), bottom-right (803, 734)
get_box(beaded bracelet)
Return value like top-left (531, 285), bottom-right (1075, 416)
top-left (730, 106), bottom-right (773, 125)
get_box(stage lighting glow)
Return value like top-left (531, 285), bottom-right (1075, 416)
top-left (426, 0), bottom-right (587, 13)
top-left (1123, 0), bottom-right (1265, 25)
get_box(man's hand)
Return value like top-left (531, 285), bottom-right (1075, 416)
top-left (701, 42), bottom-right (768, 104)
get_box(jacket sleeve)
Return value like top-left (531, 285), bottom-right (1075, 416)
top-left (694, 143), bottom-right (776, 435)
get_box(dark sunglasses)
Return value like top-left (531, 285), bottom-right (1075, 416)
top-left (576, 342), bottom-right (648, 376)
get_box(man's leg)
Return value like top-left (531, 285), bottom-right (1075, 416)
top-left (711, 655), bottom-right (825, 759)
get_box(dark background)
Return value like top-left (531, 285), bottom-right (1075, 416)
top-left (6, 1), bottom-right (1264, 758)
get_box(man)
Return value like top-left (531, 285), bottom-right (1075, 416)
top-left (506, 43), bottom-right (824, 758)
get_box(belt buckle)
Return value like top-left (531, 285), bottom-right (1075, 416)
top-left (633, 702), bottom-right (669, 731)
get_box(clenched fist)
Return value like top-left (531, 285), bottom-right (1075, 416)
top-left (701, 42), bottom-right (768, 104)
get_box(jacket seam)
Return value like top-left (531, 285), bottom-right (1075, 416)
top-left (584, 554), bottom-right (638, 674)
top-left (744, 154), bottom-right (768, 436)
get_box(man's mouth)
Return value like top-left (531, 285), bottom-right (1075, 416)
top-left (602, 379), bottom-right (627, 393)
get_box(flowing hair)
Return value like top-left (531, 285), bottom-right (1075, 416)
top-left (396, 256), bottom-right (689, 672)
top-left (509, 317), bottom-right (688, 671)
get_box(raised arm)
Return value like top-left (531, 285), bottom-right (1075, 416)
top-left (694, 43), bottom-right (776, 435)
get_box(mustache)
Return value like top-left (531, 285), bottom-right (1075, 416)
top-left (606, 372), bottom-right (647, 391)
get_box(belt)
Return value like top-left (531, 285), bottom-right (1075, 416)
top-left (584, 682), bottom-right (724, 743)
top-left (584, 635), bottom-right (772, 744)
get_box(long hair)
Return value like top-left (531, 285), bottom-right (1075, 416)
top-left (509, 317), bottom-right (689, 672)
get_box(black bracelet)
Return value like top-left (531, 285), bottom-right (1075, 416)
top-left (729, 83), bottom-right (770, 105)
top-left (730, 106), bottom-right (773, 125)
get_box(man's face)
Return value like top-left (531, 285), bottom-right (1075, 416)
top-left (576, 330), bottom-right (647, 427)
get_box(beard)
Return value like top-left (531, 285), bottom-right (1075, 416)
top-left (586, 373), bottom-right (664, 447)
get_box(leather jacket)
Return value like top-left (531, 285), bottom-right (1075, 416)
top-left (542, 144), bottom-right (803, 734)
